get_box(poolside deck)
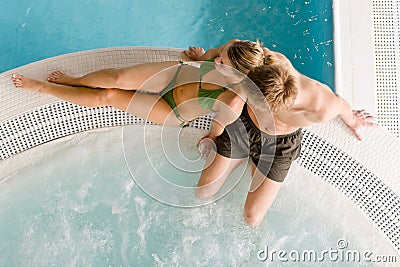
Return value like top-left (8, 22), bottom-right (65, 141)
top-left (334, 0), bottom-right (400, 138)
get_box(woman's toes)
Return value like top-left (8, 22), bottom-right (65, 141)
top-left (47, 71), bottom-right (63, 82)
top-left (11, 74), bottom-right (23, 87)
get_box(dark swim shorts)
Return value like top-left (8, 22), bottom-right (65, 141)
top-left (215, 104), bottom-right (302, 183)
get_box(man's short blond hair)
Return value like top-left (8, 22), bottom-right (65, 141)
top-left (247, 65), bottom-right (297, 113)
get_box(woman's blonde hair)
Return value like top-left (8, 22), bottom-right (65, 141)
top-left (227, 40), bottom-right (264, 74)
top-left (247, 64), bottom-right (297, 113)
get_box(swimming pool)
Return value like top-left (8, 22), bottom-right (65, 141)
top-left (1, 0), bottom-right (399, 266)
top-left (0, 0), bottom-right (334, 88)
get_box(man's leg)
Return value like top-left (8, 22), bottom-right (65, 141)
top-left (243, 163), bottom-right (282, 227)
top-left (196, 151), bottom-right (244, 200)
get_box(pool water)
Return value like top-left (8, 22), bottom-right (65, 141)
top-left (0, 126), bottom-right (395, 266)
top-left (0, 0), bottom-right (334, 88)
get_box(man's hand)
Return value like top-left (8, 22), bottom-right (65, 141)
top-left (183, 46), bottom-right (205, 61)
top-left (345, 110), bottom-right (378, 140)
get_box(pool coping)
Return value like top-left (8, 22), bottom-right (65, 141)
top-left (333, 0), bottom-right (376, 115)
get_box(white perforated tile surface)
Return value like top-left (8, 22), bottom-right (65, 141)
top-left (373, 0), bottom-right (400, 137)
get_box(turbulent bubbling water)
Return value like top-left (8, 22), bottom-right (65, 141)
top-left (0, 126), bottom-right (395, 266)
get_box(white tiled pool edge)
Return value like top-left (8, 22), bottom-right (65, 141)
top-left (333, 0), bottom-right (376, 115)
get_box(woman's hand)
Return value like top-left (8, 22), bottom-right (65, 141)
top-left (184, 46), bottom-right (205, 61)
top-left (197, 134), bottom-right (217, 159)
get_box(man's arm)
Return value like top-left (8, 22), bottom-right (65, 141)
top-left (335, 94), bottom-right (378, 140)
top-left (312, 90), bottom-right (378, 140)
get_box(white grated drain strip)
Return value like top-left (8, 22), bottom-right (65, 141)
top-left (299, 130), bottom-right (400, 252)
top-left (0, 102), bottom-right (212, 160)
top-left (373, 0), bottom-right (400, 138)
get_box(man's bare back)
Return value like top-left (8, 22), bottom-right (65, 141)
top-left (257, 48), bottom-right (377, 139)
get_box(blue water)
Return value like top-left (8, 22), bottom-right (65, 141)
top-left (0, 127), bottom-right (393, 266)
top-left (0, 0), bottom-right (334, 89)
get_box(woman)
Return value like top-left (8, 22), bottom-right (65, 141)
top-left (12, 40), bottom-right (267, 138)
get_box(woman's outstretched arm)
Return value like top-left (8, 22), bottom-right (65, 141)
top-left (184, 39), bottom-right (239, 61)
top-left (197, 91), bottom-right (245, 157)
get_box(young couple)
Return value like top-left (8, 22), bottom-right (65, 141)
top-left (12, 39), bottom-right (377, 227)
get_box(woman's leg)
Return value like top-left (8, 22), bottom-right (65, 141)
top-left (196, 151), bottom-right (244, 199)
top-left (12, 74), bottom-right (184, 126)
top-left (47, 61), bottom-right (181, 92)
top-left (243, 164), bottom-right (282, 227)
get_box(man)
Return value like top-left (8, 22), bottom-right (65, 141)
top-left (186, 45), bottom-right (378, 226)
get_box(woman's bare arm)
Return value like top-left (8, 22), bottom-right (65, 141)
top-left (184, 39), bottom-right (239, 61)
top-left (199, 92), bottom-right (244, 146)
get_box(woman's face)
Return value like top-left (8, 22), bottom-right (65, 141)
top-left (214, 44), bottom-right (243, 81)
top-left (214, 44), bottom-right (233, 67)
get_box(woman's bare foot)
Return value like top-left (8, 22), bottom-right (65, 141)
top-left (12, 74), bottom-right (46, 93)
top-left (47, 71), bottom-right (79, 86)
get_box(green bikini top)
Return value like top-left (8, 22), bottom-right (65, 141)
top-left (198, 60), bottom-right (240, 110)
